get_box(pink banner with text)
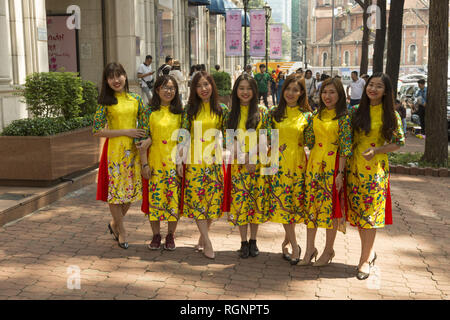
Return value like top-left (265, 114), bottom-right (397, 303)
top-left (270, 24), bottom-right (282, 60)
top-left (47, 15), bottom-right (78, 72)
top-left (250, 9), bottom-right (266, 57)
top-left (226, 10), bottom-right (242, 57)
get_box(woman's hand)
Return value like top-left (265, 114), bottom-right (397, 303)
top-left (362, 147), bottom-right (377, 161)
top-left (136, 137), bottom-right (152, 150)
top-left (335, 172), bottom-right (344, 192)
top-left (176, 164), bottom-right (184, 178)
top-left (127, 129), bottom-right (147, 138)
top-left (141, 165), bottom-right (152, 180)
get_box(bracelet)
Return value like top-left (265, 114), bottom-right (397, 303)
top-left (142, 164), bottom-right (149, 168)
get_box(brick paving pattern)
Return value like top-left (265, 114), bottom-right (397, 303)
top-left (0, 175), bottom-right (448, 300)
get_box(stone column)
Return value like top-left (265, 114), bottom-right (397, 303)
top-left (0, 0), bottom-right (13, 86)
top-left (105, 0), bottom-right (136, 80)
top-left (8, 0), bottom-right (26, 85)
top-left (22, 0), bottom-right (48, 74)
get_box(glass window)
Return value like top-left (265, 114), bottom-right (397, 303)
top-left (322, 52), bottom-right (328, 67)
top-left (188, 6), bottom-right (199, 67)
top-left (209, 15), bottom-right (217, 69)
top-left (344, 51), bottom-right (350, 66)
top-left (158, 1), bottom-right (174, 62)
top-left (408, 44), bottom-right (416, 64)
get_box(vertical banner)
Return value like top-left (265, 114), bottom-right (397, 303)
top-left (226, 10), bottom-right (242, 56)
top-left (47, 16), bottom-right (78, 72)
top-left (269, 24), bottom-right (282, 60)
top-left (250, 9), bottom-right (266, 57)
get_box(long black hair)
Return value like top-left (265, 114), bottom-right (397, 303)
top-left (227, 74), bottom-right (260, 130)
top-left (98, 62), bottom-right (129, 106)
top-left (186, 71), bottom-right (222, 125)
top-left (317, 78), bottom-right (348, 120)
top-left (271, 74), bottom-right (312, 123)
top-left (149, 75), bottom-right (183, 114)
top-left (352, 72), bottom-right (398, 141)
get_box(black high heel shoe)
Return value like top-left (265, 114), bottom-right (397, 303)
top-left (356, 252), bottom-right (377, 280)
top-left (249, 239), bottom-right (259, 257)
top-left (290, 246), bottom-right (302, 265)
top-left (239, 241), bottom-right (250, 259)
top-left (108, 223), bottom-right (119, 241)
top-left (118, 242), bottom-right (129, 249)
top-left (281, 240), bottom-right (291, 261)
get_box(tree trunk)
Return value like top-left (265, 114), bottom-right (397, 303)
top-left (356, 0), bottom-right (370, 75)
top-left (423, 0), bottom-right (448, 165)
top-left (372, 0), bottom-right (386, 73)
top-left (385, 0), bottom-right (405, 96)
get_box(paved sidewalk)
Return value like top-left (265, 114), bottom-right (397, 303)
top-left (0, 175), bottom-right (448, 300)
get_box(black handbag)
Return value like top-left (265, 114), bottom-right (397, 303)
top-left (145, 79), bottom-right (154, 89)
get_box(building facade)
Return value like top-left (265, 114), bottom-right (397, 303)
top-left (0, 0), bottom-right (244, 131)
top-left (305, 0), bottom-right (430, 76)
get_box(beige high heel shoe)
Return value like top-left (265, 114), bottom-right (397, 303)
top-left (312, 250), bottom-right (335, 267)
top-left (298, 248), bottom-right (318, 266)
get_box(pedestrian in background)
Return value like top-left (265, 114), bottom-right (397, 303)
top-left (317, 74), bottom-right (330, 94)
top-left (300, 78), bottom-right (352, 267)
top-left (346, 71), bottom-right (366, 107)
top-left (225, 73), bottom-right (271, 258)
top-left (215, 64), bottom-right (221, 72)
top-left (169, 60), bottom-right (186, 103)
top-left (304, 70), bottom-right (316, 109)
top-left (243, 64), bottom-right (253, 78)
top-left (276, 72), bottom-right (285, 104)
top-left (270, 70), bottom-right (278, 105)
top-left (415, 79), bottom-right (427, 135)
top-left (268, 75), bottom-right (313, 265)
top-left (395, 99), bottom-right (407, 136)
top-left (178, 71), bottom-right (229, 259)
top-left (157, 55), bottom-right (173, 78)
top-left (254, 64), bottom-right (271, 108)
top-left (93, 62), bottom-right (147, 250)
top-left (137, 55), bottom-right (155, 104)
top-left (360, 74), bottom-right (369, 84)
top-left (139, 75), bottom-right (183, 251)
top-left (347, 73), bottom-right (405, 280)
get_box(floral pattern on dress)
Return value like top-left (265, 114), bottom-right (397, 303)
top-left (303, 109), bottom-right (352, 229)
top-left (93, 92), bottom-right (145, 204)
top-left (266, 106), bottom-right (312, 224)
top-left (139, 105), bottom-right (182, 221)
top-left (228, 105), bottom-right (271, 226)
top-left (181, 103), bottom-right (229, 220)
top-left (346, 104), bottom-right (405, 229)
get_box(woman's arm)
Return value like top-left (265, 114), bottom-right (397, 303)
top-left (335, 156), bottom-right (347, 192)
top-left (93, 128), bottom-right (146, 138)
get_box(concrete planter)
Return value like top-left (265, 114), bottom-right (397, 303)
top-left (0, 127), bottom-right (102, 187)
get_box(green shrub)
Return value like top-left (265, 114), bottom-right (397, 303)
top-left (1, 115), bottom-right (94, 137)
top-left (79, 80), bottom-right (98, 116)
top-left (16, 72), bottom-right (84, 120)
top-left (212, 71), bottom-right (232, 96)
top-left (388, 152), bottom-right (450, 168)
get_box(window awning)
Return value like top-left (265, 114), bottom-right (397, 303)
top-left (207, 0), bottom-right (226, 15)
top-left (224, 0), bottom-right (250, 26)
top-left (188, 0), bottom-right (211, 6)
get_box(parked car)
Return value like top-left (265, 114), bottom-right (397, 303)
top-left (398, 82), bottom-right (418, 101)
top-left (398, 73), bottom-right (427, 83)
